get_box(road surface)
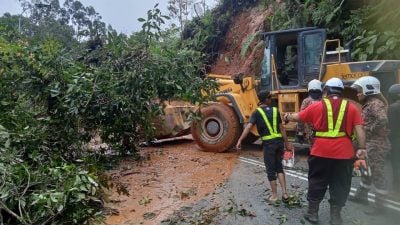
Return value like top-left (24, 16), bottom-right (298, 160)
top-left (162, 145), bottom-right (400, 225)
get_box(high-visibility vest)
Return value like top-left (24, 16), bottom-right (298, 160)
top-left (257, 107), bottom-right (282, 141)
top-left (315, 98), bottom-right (348, 138)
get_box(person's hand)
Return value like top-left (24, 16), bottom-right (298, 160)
top-left (283, 113), bottom-right (290, 123)
top-left (236, 141), bottom-right (242, 153)
top-left (285, 142), bottom-right (294, 151)
top-left (356, 149), bottom-right (367, 159)
top-left (354, 159), bottom-right (367, 170)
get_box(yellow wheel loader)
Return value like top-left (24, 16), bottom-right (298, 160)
top-left (191, 27), bottom-right (400, 152)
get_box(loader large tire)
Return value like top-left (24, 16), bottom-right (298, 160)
top-left (191, 104), bottom-right (241, 152)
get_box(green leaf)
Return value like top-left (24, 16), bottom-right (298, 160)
top-left (366, 45), bottom-right (374, 55)
top-left (359, 34), bottom-right (377, 45)
top-left (76, 193), bottom-right (86, 201)
top-left (138, 18), bottom-right (146, 22)
top-left (50, 194), bottom-right (58, 203)
top-left (87, 176), bottom-right (98, 187)
top-left (376, 46), bottom-right (388, 55)
top-left (240, 31), bottom-right (260, 58)
top-left (57, 204), bottom-right (64, 212)
top-left (5, 139), bottom-right (10, 148)
top-left (360, 53), bottom-right (368, 61)
top-left (387, 37), bottom-right (398, 48)
top-left (74, 175), bottom-right (82, 186)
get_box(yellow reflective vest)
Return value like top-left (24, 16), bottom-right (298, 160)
top-left (315, 98), bottom-right (348, 138)
top-left (257, 107), bottom-right (282, 141)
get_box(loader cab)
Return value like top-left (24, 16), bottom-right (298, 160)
top-left (260, 27), bottom-right (326, 91)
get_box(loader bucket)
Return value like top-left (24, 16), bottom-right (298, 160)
top-left (153, 103), bottom-right (197, 139)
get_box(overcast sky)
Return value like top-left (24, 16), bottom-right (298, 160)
top-left (0, 0), bottom-right (217, 34)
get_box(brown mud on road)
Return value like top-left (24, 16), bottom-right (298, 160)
top-left (105, 140), bottom-right (238, 225)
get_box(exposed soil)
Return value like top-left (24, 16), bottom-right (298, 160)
top-left (210, 7), bottom-right (271, 77)
top-left (105, 138), bottom-right (237, 225)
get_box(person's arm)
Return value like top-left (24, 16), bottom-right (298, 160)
top-left (279, 124), bottom-right (293, 150)
top-left (297, 98), bottom-right (311, 134)
top-left (284, 112), bottom-right (300, 122)
top-left (285, 101), bottom-right (317, 123)
top-left (354, 124), bottom-right (367, 159)
top-left (236, 123), bottom-right (253, 151)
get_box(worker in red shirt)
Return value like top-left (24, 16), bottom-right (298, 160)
top-left (284, 77), bottom-right (366, 225)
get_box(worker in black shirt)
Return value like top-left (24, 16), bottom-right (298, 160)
top-left (236, 90), bottom-right (292, 203)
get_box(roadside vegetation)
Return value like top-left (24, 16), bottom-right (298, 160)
top-left (0, 0), bottom-right (399, 224)
top-left (0, 0), bottom-right (214, 224)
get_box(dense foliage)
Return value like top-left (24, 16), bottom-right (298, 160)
top-left (265, 0), bottom-right (400, 60)
top-left (0, 1), bottom-right (214, 224)
top-left (341, 0), bottom-right (400, 60)
top-left (182, 0), bottom-right (400, 65)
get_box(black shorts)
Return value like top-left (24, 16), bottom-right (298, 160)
top-left (262, 141), bottom-right (284, 181)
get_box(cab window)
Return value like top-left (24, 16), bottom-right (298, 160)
top-left (304, 33), bottom-right (323, 65)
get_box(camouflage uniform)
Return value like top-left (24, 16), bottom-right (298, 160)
top-left (360, 96), bottom-right (390, 193)
top-left (297, 97), bottom-right (319, 144)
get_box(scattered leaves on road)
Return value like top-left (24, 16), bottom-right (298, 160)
top-left (139, 196), bottom-right (152, 206)
top-left (143, 212), bottom-right (157, 220)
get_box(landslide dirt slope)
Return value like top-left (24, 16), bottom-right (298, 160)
top-left (210, 7), bottom-right (271, 77)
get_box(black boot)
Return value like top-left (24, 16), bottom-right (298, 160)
top-left (330, 204), bottom-right (343, 225)
top-left (349, 187), bottom-right (369, 204)
top-left (304, 201), bottom-right (319, 224)
top-left (364, 193), bottom-right (386, 215)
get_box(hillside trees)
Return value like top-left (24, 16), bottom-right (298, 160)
top-left (0, 1), bottom-right (214, 224)
top-left (265, 0), bottom-right (400, 60)
top-left (190, 0), bottom-right (400, 64)
top-left (168, 0), bottom-right (194, 32)
top-left (341, 0), bottom-right (400, 60)
top-left (14, 0), bottom-right (107, 47)
top-left (267, 0), bottom-right (347, 34)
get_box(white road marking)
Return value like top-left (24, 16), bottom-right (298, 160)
top-left (239, 156), bottom-right (400, 212)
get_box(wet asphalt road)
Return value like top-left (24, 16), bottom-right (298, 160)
top-left (162, 148), bottom-right (400, 225)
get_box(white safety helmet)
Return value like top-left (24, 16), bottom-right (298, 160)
top-left (351, 76), bottom-right (380, 96)
top-left (308, 79), bottom-right (322, 91)
top-left (325, 77), bottom-right (344, 89)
